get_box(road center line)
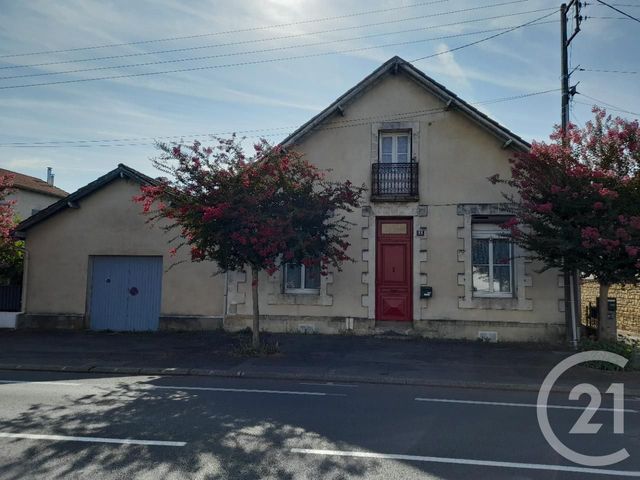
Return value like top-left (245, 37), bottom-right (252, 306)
top-left (415, 397), bottom-right (636, 413)
top-left (291, 448), bottom-right (640, 477)
top-left (152, 385), bottom-right (347, 396)
top-left (0, 432), bottom-right (186, 447)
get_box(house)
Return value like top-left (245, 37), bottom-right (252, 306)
top-left (15, 57), bottom-right (566, 342)
top-left (1, 167), bottom-right (68, 220)
top-left (15, 166), bottom-right (225, 331)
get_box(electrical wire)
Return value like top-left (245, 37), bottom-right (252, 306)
top-left (0, 7), bottom-right (554, 72)
top-left (579, 67), bottom-right (638, 74)
top-left (411, 9), bottom-right (555, 62)
top-left (0, 0), bottom-right (531, 59)
top-left (576, 93), bottom-right (640, 116)
top-left (0, 88), bottom-right (559, 148)
top-left (594, 0), bottom-right (640, 22)
top-left (0, 17), bottom-right (557, 81)
top-left (0, 11), bottom-right (556, 90)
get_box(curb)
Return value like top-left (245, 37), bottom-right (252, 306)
top-left (1, 363), bottom-right (639, 395)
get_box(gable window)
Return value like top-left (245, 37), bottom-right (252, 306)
top-left (379, 131), bottom-right (411, 163)
top-left (472, 224), bottom-right (513, 297)
top-left (284, 263), bottom-right (321, 294)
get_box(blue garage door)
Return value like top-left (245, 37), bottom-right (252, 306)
top-left (89, 256), bottom-right (163, 331)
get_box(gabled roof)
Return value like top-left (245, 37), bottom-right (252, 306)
top-left (16, 163), bottom-right (157, 234)
top-left (281, 56), bottom-right (530, 151)
top-left (1, 168), bottom-right (68, 198)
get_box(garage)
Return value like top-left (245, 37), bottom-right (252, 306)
top-left (89, 256), bottom-right (163, 331)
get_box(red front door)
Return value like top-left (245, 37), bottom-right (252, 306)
top-left (375, 218), bottom-right (413, 322)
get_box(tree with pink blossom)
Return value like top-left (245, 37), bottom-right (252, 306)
top-left (135, 136), bottom-right (365, 348)
top-left (491, 108), bottom-right (640, 341)
top-left (0, 173), bottom-right (22, 285)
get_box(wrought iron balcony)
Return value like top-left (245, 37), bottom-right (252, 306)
top-left (371, 162), bottom-right (419, 201)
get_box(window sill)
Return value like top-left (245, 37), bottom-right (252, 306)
top-left (267, 292), bottom-right (332, 306)
top-left (284, 290), bottom-right (321, 295)
top-left (473, 293), bottom-right (514, 299)
top-left (459, 295), bottom-right (532, 311)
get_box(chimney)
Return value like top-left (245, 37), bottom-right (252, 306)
top-left (46, 167), bottom-right (54, 186)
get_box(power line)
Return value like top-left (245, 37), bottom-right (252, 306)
top-left (587, 15), bottom-right (637, 19)
top-left (594, 0), bottom-right (640, 22)
top-left (0, 16), bottom-right (557, 81)
top-left (0, 0), bottom-right (530, 59)
top-left (576, 93), bottom-right (640, 117)
top-left (411, 9), bottom-right (556, 62)
top-left (0, 13), bottom-right (556, 90)
top-left (0, 88), bottom-right (558, 148)
top-left (0, 0), bottom-right (450, 58)
top-left (579, 67), bottom-right (638, 74)
top-left (0, 6), bottom-right (554, 72)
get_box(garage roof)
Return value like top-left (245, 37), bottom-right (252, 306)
top-left (15, 164), bottom-right (157, 234)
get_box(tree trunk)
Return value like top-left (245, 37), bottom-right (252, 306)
top-left (597, 283), bottom-right (616, 341)
top-left (251, 266), bottom-right (260, 349)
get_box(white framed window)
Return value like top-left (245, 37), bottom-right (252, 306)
top-left (284, 263), bottom-right (321, 294)
top-left (379, 131), bottom-right (411, 163)
top-left (472, 225), bottom-right (514, 297)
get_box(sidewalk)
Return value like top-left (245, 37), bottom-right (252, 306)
top-left (0, 330), bottom-right (638, 394)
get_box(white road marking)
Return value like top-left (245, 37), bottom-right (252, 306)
top-left (291, 448), bottom-right (640, 477)
top-left (415, 397), bottom-right (636, 413)
top-left (152, 385), bottom-right (347, 396)
top-left (0, 379), bottom-right (347, 396)
top-left (0, 380), bottom-right (83, 386)
top-left (299, 382), bottom-right (358, 388)
top-left (0, 432), bottom-right (186, 447)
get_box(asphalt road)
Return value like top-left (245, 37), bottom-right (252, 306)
top-left (0, 370), bottom-right (638, 479)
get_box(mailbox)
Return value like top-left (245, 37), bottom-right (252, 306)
top-left (420, 286), bottom-right (433, 299)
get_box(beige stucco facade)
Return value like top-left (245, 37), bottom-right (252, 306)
top-left (19, 177), bottom-right (225, 330)
top-left (225, 65), bottom-right (565, 342)
top-left (16, 58), bottom-right (566, 342)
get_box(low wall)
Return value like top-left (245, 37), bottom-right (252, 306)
top-left (581, 280), bottom-right (640, 334)
top-left (159, 316), bottom-right (223, 331)
top-left (16, 314), bottom-right (224, 331)
top-left (15, 311), bottom-right (567, 342)
top-left (17, 314), bottom-right (85, 330)
top-left (415, 319), bottom-right (565, 343)
top-left (224, 315), bottom-right (375, 335)
top-left (225, 315), bottom-right (565, 342)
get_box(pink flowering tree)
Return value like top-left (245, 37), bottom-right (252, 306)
top-left (491, 108), bottom-right (640, 340)
top-left (135, 136), bottom-right (365, 348)
top-left (0, 173), bottom-right (22, 285)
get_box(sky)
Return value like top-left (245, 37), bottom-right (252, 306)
top-left (0, 0), bottom-right (638, 193)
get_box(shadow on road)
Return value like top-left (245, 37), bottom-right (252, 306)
top-left (0, 375), bottom-right (383, 479)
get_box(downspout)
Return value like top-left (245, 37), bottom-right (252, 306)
top-left (20, 247), bottom-right (29, 325)
top-left (569, 271), bottom-right (578, 348)
top-left (223, 271), bottom-right (228, 329)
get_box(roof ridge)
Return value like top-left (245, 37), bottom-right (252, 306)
top-left (281, 56), bottom-right (530, 151)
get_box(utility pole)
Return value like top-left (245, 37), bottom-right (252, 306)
top-left (560, 1), bottom-right (582, 348)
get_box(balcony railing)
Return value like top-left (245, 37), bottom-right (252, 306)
top-left (371, 162), bottom-right (419, 201)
